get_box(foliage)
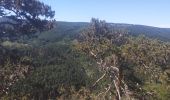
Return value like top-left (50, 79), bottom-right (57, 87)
top-left (0, 38), bottom-right (101, 99)
top-left (0, 0), bottom-right (55, 38)
top-left (77, 18), bottom-right (131, 100)
top-left (6, 64), bottom-right (87, 99)
top-left (0, 18), bottom-right (170, 99)
top-left (143, 83), bottom-right (170, 100)
top-left (76, 18), bottom-right (170, 99)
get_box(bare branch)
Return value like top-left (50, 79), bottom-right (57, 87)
top-left (93, 72), bottom-right (106, 87)
top-left (104, 84), bottom-right (112, 96)
top-left (97, 84), bottom-right (112, 98)
top-left (142, 63), bottom-right (149, 68)
top-left (113, 80), bottom-right (121, 100)
top-left (90, 51), bottom-right (97, 58)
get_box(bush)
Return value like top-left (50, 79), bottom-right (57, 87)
top-left (6, 64), bottom-right (87, 99)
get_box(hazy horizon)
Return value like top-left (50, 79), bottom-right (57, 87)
top-left (40, 0), bottom-right (170, 28)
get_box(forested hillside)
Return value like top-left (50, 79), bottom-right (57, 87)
top-left (36, 21), bottom-right (170, 43)
top-left (1, 19), bottom-right (170, 100)
top-left (0, 0), bottom-right (170, 100)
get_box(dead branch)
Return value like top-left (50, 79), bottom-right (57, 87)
top-left (93, 72), bottom-right (106, 87)
top-left (113, 80), bottom-right (121, 100)
top-left (104, 84), bottom-right (112, 96)
top-left (97, 84), bottom-right (112, 98)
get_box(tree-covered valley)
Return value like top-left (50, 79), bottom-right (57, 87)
top-left (0, 0), bottom-right (170, 100)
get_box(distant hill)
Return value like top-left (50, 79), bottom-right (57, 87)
top-left (36, 22), bottom-right (89, 42)
top-left (1, 18), bottom-right (170, 41)
top-left (28, 21), bottom-right (170, 42)
top-left (113, 24), bottom-right (170, 41)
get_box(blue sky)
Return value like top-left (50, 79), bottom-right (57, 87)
top-left (40, 0), bottom-right (170, 28)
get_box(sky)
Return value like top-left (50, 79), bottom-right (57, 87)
top-left (40, 0), bottom-right (170, 28)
